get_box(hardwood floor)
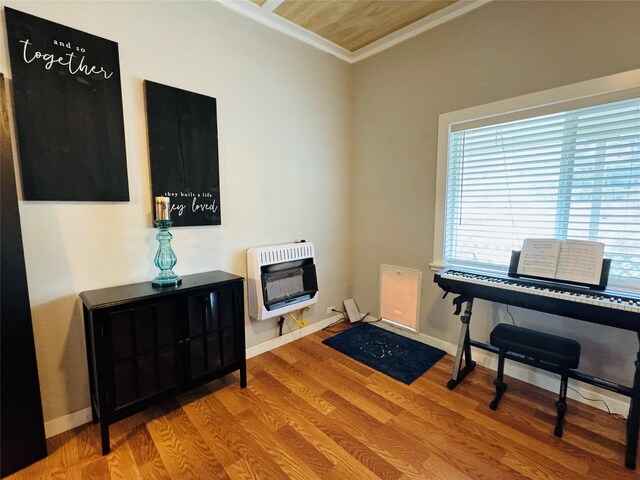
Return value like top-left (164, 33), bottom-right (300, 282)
top-left (8, 325), bottom-right (640, 479)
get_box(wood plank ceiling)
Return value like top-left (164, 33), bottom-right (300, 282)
top-left (250, 0), bottom-right (457, 52)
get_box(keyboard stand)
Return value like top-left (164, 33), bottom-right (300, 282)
top-left (448, 295), bottom-right (476, 389)
top-left (444, 288), bottom-right (640, 469)
top-left (627, 339), bottom-right (640, 469)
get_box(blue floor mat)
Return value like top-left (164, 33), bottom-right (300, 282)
top-left (322, 323), bottom-right (446, 384)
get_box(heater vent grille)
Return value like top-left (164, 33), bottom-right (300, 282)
top-left (264, 269), bottom-right (304, 302)
top-left (259, 244), bottom-right (314, 266)
top-left (261, 264), bottom-right (318, 310)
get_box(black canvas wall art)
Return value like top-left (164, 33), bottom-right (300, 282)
top-left (5, 8), bottom-right (129, 201)
top-left (145, 80), bottom-right (221, 227)
top-left (0, 72), bottom-right (48, 477)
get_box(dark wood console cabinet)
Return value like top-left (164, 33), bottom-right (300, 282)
top-left (80, 271), bottom-right (246, 454)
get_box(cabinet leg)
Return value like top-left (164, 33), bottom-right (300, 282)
top-left (100, 422), bottom-right (110, 455)
top-left (91, 402), bottom-right (98, 424)
top-left (240, 364), bottom-right (247, 388)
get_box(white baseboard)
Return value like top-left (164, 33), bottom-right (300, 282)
top-left (45, 406), bottom-right (93, 438)
top-left (45, 315), bottom-right (628, 438)
top-left (43, 314), bottom-right (344, 438)
top-left (252, 315), bottom-right (600, 410)
top-left (246, 314), bottom-right (343, 359)
top-left (377, 322), bottom-right (630, 417)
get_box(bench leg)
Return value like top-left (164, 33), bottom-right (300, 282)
top-left (554, 372), bottom-right (569, 438)
top-left (490, 349), bottom-right (508, 410)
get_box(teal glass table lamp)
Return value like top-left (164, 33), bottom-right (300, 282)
top-left (152, 197), bottom-right (182, 287)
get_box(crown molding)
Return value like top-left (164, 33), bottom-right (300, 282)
top-left (350, 0), bottom-right (493, 63)
top-left (214, 0), bottom-right (354, 62)
top-left (262, 0), bottom-right (285, 13)
top-left (214, 0), bottom-right (492, 64)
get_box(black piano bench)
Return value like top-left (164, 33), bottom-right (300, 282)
top-left (488, 323), bottom-right (581, 438)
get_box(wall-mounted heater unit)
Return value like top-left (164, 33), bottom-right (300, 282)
top-left (247, 242), bottom-right (318, 321)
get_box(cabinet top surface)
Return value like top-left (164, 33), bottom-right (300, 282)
top-left (80, 270), bottom-right (243, 310)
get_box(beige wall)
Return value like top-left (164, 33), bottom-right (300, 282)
top-left (352, 0), bottom-right (640, 388)
top-left (0, 1), bottom-right (352, 426)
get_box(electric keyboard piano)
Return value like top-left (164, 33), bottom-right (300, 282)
top-left (434, 266), bottom-right (640, 469)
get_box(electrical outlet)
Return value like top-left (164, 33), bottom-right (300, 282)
top-left (326, 306), bottom-right (335, 315)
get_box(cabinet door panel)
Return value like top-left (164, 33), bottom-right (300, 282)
top-left (206, 292), bottom-right (220, 332)
top-left (190, 336), bottom-right (206, 379)
top-left (157, 306), bottom-right (176, 348)
top-left (111, 311), bottom-right (133, 361)
top-left (219, 288), bottom-right (234, 328)
top-left (114, 360), bottom-right (136, 407)
top-left (207, 336), bottom-right (222, 370)
top-left (135, 309), bottom-right (154, 355)
top-left (158, 345), bottom-right (178, 390)
top-left (137, 353), bottom-right (156, 398)
top-left (108, 299), bottom-right (181, 410)
top-left (186, 288), bottom-right (240, 383)
top-left (188, 297), bottom-right (204, 337)
top-left (222, 327), bottom-right (236, 364)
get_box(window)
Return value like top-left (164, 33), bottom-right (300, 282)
top-left (434, 70), bottom-right (640, 291)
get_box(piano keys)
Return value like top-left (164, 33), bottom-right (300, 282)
top-left (437, 268), bottom-right (640, 330)
top-left (434, 266), bottom-right (640, 469)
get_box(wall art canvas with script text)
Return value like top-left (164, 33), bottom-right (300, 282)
top-left (5, 8), bottom-right (129, 201)
top-left (145, 80), bottom-right (221, 227)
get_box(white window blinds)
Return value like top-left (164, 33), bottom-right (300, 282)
top-left (445, 97), bottom-right (640, 290)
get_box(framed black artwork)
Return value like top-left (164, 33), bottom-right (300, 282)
top-left (4, 8), bottom-right (129, 201)
top-left (145, 80), bottom-right (221, 227)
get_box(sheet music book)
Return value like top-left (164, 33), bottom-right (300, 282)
top-left (517, 238), bottom-right (605, 285)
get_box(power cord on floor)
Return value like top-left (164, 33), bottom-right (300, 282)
top-left (323, 308), bottom-right (382, 333)
top-left (322, 308), bottom-right (351, 333)
top-left (359, 314), bottom-right (382, 324)
top-left (551, 373), bottom-right (624, 419)
top-left (506, 305), bottom-right (516, 325)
